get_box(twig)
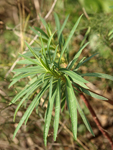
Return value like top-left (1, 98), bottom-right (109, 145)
top-left (5, 0), bottom-right (58, 78)
top-left (80, 93), bottom-right (113, 150)
top-left (82, 7), bottom-right (90, 20)
top-left (44, 0), bottom-right (57, 19)
top-left (59, 121), bottom-right (89, 150)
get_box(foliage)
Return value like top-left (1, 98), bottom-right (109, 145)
top-left (78, 0), bottom-right (113, 13)
top-left (9, 13), bottom-right (113, 145)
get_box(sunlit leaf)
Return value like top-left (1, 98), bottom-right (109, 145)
top-left (59, 14), bottom-right (83, 64)
top-left (54, 79), bottom-right (61, 141)
top-left (79, 87), bottom-right (108, 100)
top-left (65, 75), bottom-right (77, 140)
top-left (75, 98), bottom-right (94, 136)
top-left (13, 82), bottom-right (49, 139)
top-left (44, 86), bottom-right (56, 146)
top-left (54, 12), bottom-right (60, 35)
top-left (82, 73), bottom-right (113, 81)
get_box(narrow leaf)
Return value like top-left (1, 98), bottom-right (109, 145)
top-left (35, 26), bottom-right (49, 38)
top-left (60, 68), bottom-right (88, 83)
top-left (76, 98), bottom-right (94, 136)
top-left (65, 75), bottom-right (77, 140)
top-left (54, 79), bottom-right (61, 141)
top-left (79, 87), bottom-right (108, 100)
top-left (59, 14), bottom-right (83, 64)
top-left (54, 13), bottom-right (60, 35)
top-left (13, 83), bottom-right (49, 139)
top-left (68, 42), bottom-right (89, 69)
top-left (53, 45), bottom-right (59, 62)
top-left (60, 68), bottom-right (89, 89)
top-left (80, 27), bottom-right (90, 47)
top-left (25, 42), bottom-right (40, 62)
top-left (39, 15), bottom-right (47, 29)
top-left (58, 14), bottom-right (69, 39)
top-left (17, 59), bottom-right (38, 65)
top-left (82, 73), bottom-right (113, 81)
top-left (47, 31), bottom-right (56, 61)
top-left (44, 88), bottom-right (56, 146)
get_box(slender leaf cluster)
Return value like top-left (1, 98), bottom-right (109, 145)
top-left (9, 13), bottom-right (113, 145)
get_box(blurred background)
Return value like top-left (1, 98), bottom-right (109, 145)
top-left (0, 0), bottom-right (113, 149)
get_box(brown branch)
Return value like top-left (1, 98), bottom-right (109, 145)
top-left (80, 93), bottom-right (113, 150)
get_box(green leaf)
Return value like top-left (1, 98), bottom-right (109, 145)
top-left (81, 73), bottom-right (113, 81)
top-left (19, 53), bottom-right (40, 66)
top-left (58, 14), bottom-right (69, 39)
top-left (54, 13), bottom-right (60, 35)
top-left (74, 57), bottom-right (86, 70)
top-left (34, 27), bottom-right (49, 38)
top-left (79, 87), bottom-right (108, 100)
top-left (60, 68), bottom-right (88, 83)
top-left (47, 31), bottom-right (56, 61)
top-left (76, 98), bottom-right (94, 136)
top-left (13, 80), bottom-right (39, 121)
top-left (39, 15), bottom-right (47, 29)
top-left (9, 72), bottom-right (38, 88)
top-left (53, 45), bottom-right (59, 62)
top-left (68, 42), bottom-right (89, 69)
top-left (80, 27), bottom-right (90, 47)
top-left (59, 68), bottom-right (89, 89)
top-left (13, 82), bottom-right (49, 139)
top-left (59, 14), bottom-right (83, 65)
top-left (54, 79), bottom-right (61, 141)
top-left (13, 66), bottom-right (45, 73)
top-left (23, 48), bottom-right (41, 57)
top-left (25, 42), bottom-right (40, 62)
top-left (40, 58), bottom-right (50, 71)
top-left (78, 53), bottom-right (98, 67)
top-left (29, 26), bottom-right (40, 36)
top-left (17, 59), bottom-right (38, 65)
top-left (9, 76), bottom-right (50, 104)
top-left (44, 87), bottom-right (56, 146)
top-left (61, 95), bottom-right (66, 112)
top-left (65, 75), bottom-right (77, 140)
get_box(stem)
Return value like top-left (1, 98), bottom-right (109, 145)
top-left (80, 93), bottom-right (113, 150)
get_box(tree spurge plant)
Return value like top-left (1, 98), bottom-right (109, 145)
top-left (9, 13), bottom-right (113, 146)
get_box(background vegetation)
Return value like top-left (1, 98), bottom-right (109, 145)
top-left (0, 0), bottom-right (113, 149)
